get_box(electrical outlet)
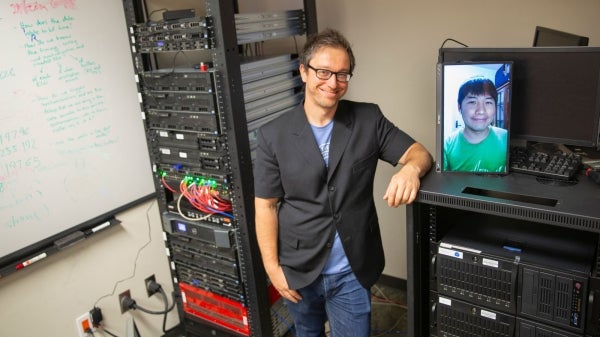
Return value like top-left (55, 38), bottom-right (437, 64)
top-left (145, 274), bottom-right (157, 297)
top-left (75, 312), bottom-right (93, 337)
top-left (119, 289), bottom-right (132, 314)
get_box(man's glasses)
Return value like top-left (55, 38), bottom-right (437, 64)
top-left (306, 64), bottom-right (352, 83)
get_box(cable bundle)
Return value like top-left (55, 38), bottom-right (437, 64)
top-left (180, 177), bottom-right (232, 216)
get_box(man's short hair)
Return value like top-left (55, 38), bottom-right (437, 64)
top-left (300, 28), bottom-right (356, 74)
top-left (457, 77), bottom-right (498, 106)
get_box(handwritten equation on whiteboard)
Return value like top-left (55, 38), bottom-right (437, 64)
top-left (1, 2), bottom-right (97, 233)
top-left (0, 0), bottom-right (153, 250)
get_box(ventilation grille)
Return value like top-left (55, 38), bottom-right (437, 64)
top-left (418, 192), bottom-right (600, 231)
top-left (437, 256), bottom-right (516, 313)
top-left (438, 303), bottom-right (513, 337)
top-left (537, 274), bottom-right (554, 319)
top-left (554, 277), bottom-right (573, 325)
top-left (428, 205), bottom-right (437, 242)
top-left (517, 318), bottom-right (582, 337)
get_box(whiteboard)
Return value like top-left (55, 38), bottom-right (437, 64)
top-left (0, 0), bottom-right (155, 266)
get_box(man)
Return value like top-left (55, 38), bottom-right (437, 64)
top-left (443, 77), bottom-right (508, 173)
top-left (253, 28), bottom-right (432, 337)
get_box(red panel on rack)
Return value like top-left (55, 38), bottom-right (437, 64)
top-left (180, 282), bottom-right (249, 336)
top-left (267, 283), bottom-right (281, 306)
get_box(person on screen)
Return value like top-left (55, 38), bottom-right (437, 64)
top-left (443, 77), bottom-right (508, 173)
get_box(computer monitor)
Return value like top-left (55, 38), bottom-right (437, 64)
top-left (435, 61), bottom-right (513, 174)
top-left (438, 47), bottom-right (600, 148)
top-left (533, 26), bottom-right (589, 47)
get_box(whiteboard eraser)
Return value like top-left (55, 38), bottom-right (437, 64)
top-left (54, 231), bottom-right (85, 250)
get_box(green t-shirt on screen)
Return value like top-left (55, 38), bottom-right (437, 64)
top-left (443, 126), bottom-right (508, 173)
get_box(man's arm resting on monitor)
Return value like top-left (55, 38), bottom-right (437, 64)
top-left (383, 142), bottom-right (433, 207)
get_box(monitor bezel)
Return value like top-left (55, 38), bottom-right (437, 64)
top-left (533, 26), bottom-right (589, 47)
top-left (435, 60), bottom-right (513, 175)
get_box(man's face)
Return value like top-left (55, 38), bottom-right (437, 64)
top-left (300, 46), bottom-right (350, 110)
top-left (458, 93), bottom-right (496, 132)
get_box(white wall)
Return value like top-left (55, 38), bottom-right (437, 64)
top-left (0, 1), bottom-right (599, 337)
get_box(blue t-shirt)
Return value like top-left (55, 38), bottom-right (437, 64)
top-left (310, 121), bottom-right (351, 275)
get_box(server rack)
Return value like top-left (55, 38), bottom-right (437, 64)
top-left (407, 172), bottom-right (600, 337)
top-left (121, 1), bottom-right (316, 336)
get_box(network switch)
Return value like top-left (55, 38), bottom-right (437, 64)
top-left (146, 110), bottom-right (221, 135)
top-left (140, 69), bottom-right (215, 93)
top-left (151, 130), bottom-right (226, 153)
top-left (243, 73), bottom-right (302, 103)
top-left (241, 56), bottom-right (300, 84)
top-left (143, 91), bottom-right (217, 113)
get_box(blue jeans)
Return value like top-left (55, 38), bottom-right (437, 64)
top-left (284, 271), bottom-right (371, 337)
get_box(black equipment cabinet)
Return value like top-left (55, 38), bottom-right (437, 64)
top-left (407, 172), bottom-right (600, 337)
top-left (121, 1), bottom-right (316, 336)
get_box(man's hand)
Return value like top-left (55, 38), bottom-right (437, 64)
top-left (383, 164), bottom-right (422, 207)
top-left (255, 196), bottom-right (302, 303)
top-left (266, 264), bottom-right (303, 303)
top-left (382, 142), bottom-right (432, 207)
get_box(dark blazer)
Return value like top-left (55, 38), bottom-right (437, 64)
top-left (254, 100), bottom-right (415, 289)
